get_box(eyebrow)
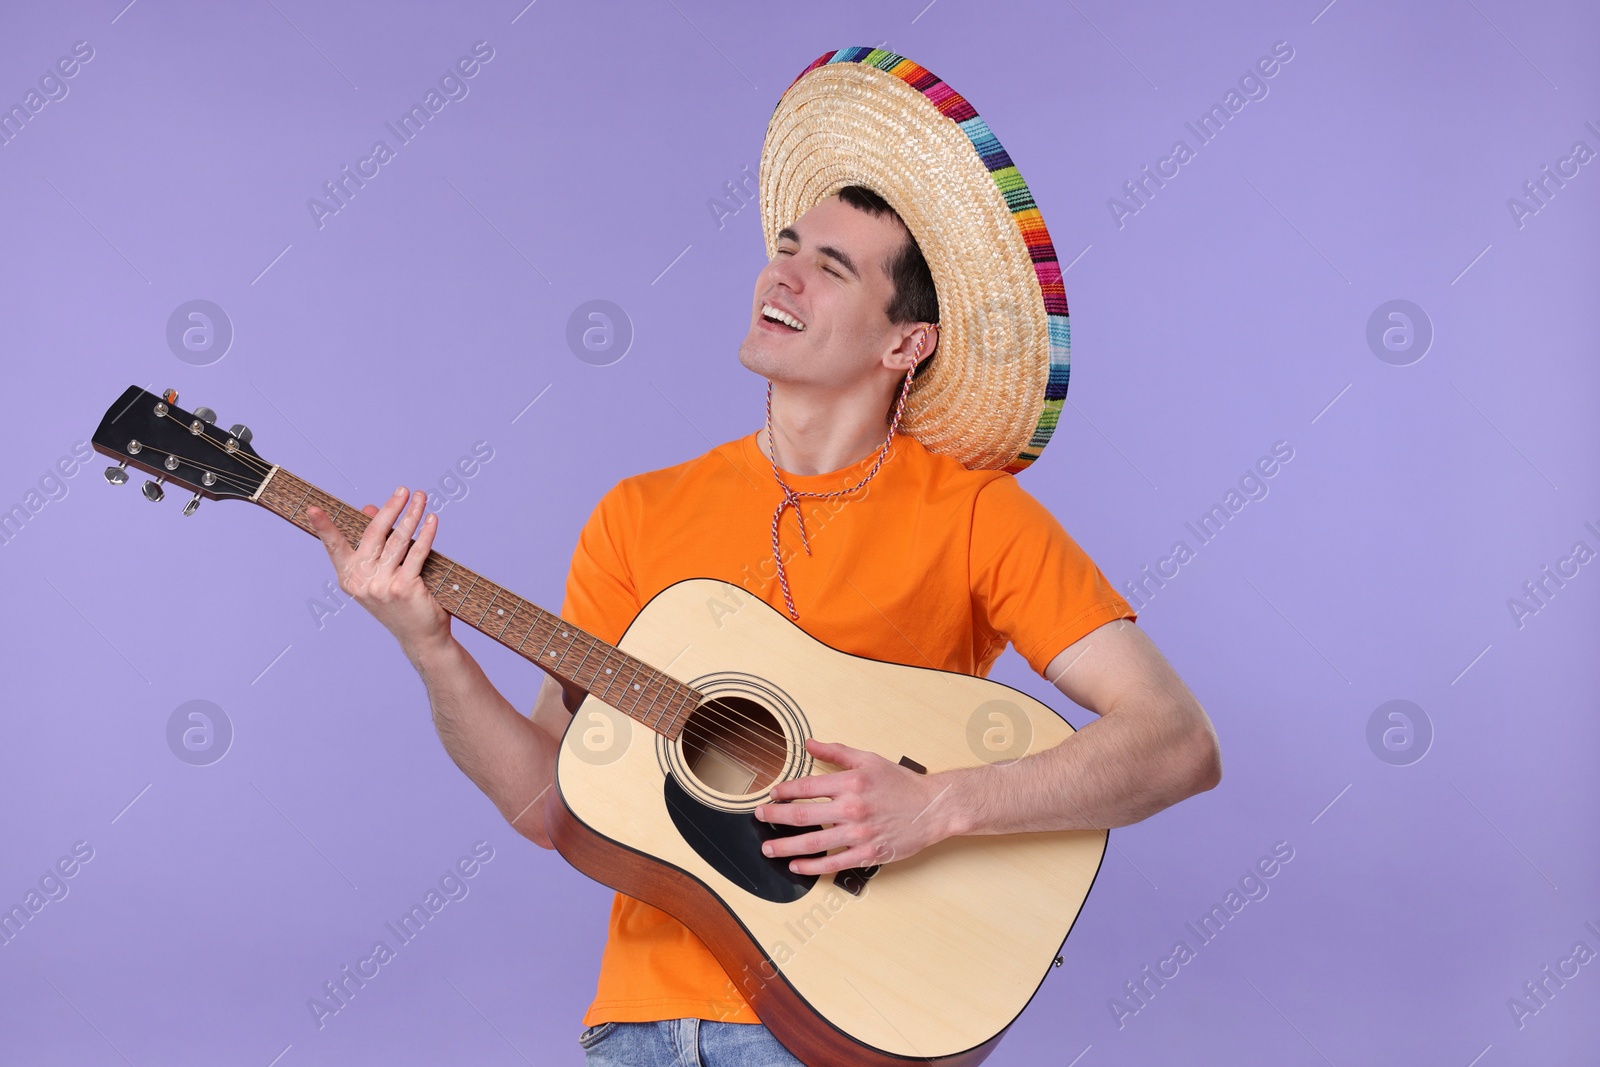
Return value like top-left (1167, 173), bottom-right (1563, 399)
top-left (777, 225), bottom-right (861, 281)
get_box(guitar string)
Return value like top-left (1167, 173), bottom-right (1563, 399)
top-left (146, 413), bottom-right (804, 763)
top-left (676, 715), bottom-right (790, 778)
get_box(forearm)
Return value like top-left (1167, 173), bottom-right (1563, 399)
top-left (409, 634), bottom-right (562, 846)
top-left (940, 698), bottom-right (1220, 836)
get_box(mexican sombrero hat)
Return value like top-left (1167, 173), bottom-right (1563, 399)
top-left (759, 46), bottom-right (1071, 474)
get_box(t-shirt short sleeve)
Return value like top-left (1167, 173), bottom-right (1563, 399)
top-left (969, 475), bottom-right (1136, 678)
top-left (560, 481), bottom-right (642, 647)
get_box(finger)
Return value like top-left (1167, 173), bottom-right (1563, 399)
top-left (786, 844), bottom-right (882, 876)
top-left (761, 826), bottom-right (848, 861)
top-left (362, 504), bottom-right (379, 517)
top-left (356, 487), bottom-right (410, 561)
top-left (305, 506), bottom-right (352, 568)
top-left (768, 773), bottom-right (846, 804)
top-left (380, 491), bottom-right (427, 564)
top-left (805, 738), bottom-right (875, 769)
top-left (757, 797), bottom-right (841, 825)
top-left (402, 506), bottom-right (438, 578)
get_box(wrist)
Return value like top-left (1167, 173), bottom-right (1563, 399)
top-left (406, 630), bottom-right (460, 676)
top-left (937, 765), bottom-right (986, 838)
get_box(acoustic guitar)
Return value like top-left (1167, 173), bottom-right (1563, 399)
top-left (92, 385), bottom-right (1106, 1066)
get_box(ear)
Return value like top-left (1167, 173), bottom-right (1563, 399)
top-left (885, 323), bottom-right (939, 373)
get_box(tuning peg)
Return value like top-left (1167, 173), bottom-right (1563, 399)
top-left (227, 423), bottom-right (253, 446)
top-left (192, 407), bottom-right (217, 424)
top-left (104, 462), bottom-right (129, 486)
top-left (162, 388), bottom-right (179, 404)
top-left (141, 477), bottom-right (165, 503)
top-left (183, 492), bottom-right (202, 516)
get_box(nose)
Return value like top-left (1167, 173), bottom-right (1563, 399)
top-left (765, 250), bottom-right (804, 292)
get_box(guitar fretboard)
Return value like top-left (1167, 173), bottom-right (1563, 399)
top-left (256, 467), bottom-right (698, 740)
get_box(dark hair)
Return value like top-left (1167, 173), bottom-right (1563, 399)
top-left (835, 185), bottom-right (939, 384)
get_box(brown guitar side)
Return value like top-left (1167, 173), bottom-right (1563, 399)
top-left (545, 794), bottom-right (1004, 1067)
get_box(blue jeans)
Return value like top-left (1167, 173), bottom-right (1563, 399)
top-left (578, 1018), bottom-right (804, 1066)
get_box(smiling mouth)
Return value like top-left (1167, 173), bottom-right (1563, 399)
top-left (760, 303), bottom-right (806, 332)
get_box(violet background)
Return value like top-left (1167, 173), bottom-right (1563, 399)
top-left (2, 1), bottom-right (1596, 1064)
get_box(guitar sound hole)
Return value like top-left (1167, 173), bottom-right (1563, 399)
top-left (680, 696), bottom-right (790, 797)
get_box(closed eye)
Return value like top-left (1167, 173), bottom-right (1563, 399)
top-left (776, 248), bottom-right (843, 279)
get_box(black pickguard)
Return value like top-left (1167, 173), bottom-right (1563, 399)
top-left (663, 773), bottom-right (823, 903)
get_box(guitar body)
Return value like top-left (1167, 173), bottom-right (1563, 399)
top-left (547, 578), bottom-right (1106, 1067)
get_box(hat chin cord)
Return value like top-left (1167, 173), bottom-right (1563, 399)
top-left (761, 328), bottom-right (931, 621)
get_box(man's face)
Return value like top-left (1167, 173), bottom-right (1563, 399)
top-left (738, 194), bottom-right (912, 391)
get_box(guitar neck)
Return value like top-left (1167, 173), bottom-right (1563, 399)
top-left (254, 466), bottom-right (695, 740)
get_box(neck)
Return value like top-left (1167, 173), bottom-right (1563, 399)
top-left (757, 377), bottom-right (898, 476)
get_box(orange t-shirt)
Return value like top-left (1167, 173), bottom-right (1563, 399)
top-left (559, 430), bottom-right (1135, 1026)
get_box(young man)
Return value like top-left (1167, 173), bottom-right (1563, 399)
top-left (307, 48), bottom-right (1220, 1067)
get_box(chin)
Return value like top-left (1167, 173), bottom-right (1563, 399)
top-left (736, 336), bottom-right (778, 379)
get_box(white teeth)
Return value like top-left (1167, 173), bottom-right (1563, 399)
top-left (762, 304), bottom-right (805, 331)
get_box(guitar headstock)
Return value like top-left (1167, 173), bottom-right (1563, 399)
top-left (92, 386), bottom-right (271, 515)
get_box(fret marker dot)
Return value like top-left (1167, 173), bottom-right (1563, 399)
top-left (548, 651), bottom-right (555, 657)
top-left (633, 683), bottom-right (641, 691)
top-left (451, 583), bottom-right (460, 591)
top-left (497, 608), bottom-right (504, 615)
top-left (605, 668), bottom-right (613, 675)
top-left (561, 630), bottom-right (569, 637)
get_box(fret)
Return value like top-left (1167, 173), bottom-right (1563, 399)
top-left (641, 675), bottom-right (670, 730)
top-left (454, 572), bottom-right (480, 615)
top-left (476, 586), bottom-right (500, 628)
top-left (636, 673), bottom-right (660, 725)
top-left (571, 637), bottom-right (596, 688)
top-left (535, 622), bottom-right (567, 669)
top-left (664, 691), bottom-right (693, 738)
top-left (430, 559), bottom-right (457, 598)
top-left (515, 611), bottom-right (538, 653)
top-left (286, 483), bottom-right (313, 521)
top-left (494, 597), bottom-right (520, 641)
top-left (594, 650), bottom-right (625, 704)
top-left (616, 657), bottom-right (649, 715)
